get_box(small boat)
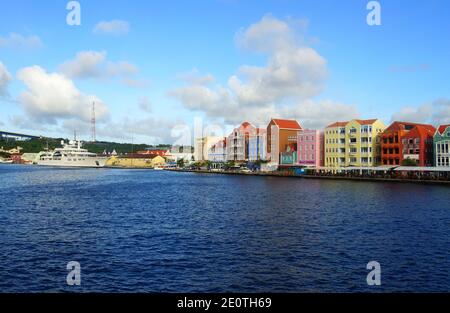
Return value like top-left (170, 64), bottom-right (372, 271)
top-left (153, 166), bottom-right (164, 170)
top-left (0, 159), bottom-right (13, 164)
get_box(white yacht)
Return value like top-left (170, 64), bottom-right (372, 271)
top-left (37, 140), bottom-right (107, 168)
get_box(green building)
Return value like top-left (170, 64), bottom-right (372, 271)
top-left (434, 124), bottom-right (450, 167)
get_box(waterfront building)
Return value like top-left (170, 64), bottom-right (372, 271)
top-left (381, 121), bottom-right (435, 166)
top-left (324, 119), bottom-right (386, 167)
top-left (434, 124), bottom-right (450, 167)
top-left (401, 124), bottom-right (436, 166)
top-left (267, 119), bottom-right (302, 164)
top-left (323, 122), bottom-right (347, 168)
top-left (21, 153), bottom-right (39, 163)
top-left (297, 130), bottom-right (324, 167)
top-left (226, 122), bottom-right (257, 162)
top-left (207, 138), bottom-right (227, 163)
top-left (194, 136), bottom-right (223, 161)
top-left (167, 147), bottom-right (194, 163)
top-left (248, 128), bottom-right (267, 162)
top-left (106, 154), bottom-right (166, 168)
top-left (136, 149), bottom-right (170, 157)
top-left (280, 144), bottom-right (297, 165)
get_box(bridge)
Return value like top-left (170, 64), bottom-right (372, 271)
top-left (0, 131), bottom-right (41, 141)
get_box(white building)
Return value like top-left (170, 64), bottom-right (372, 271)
top-left (195, 136), bottom-right (222, 161)
top-left (207, 138), bottom-right (227, 163)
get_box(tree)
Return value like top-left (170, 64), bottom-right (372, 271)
top-left (177, 158), bottom-right (185, 168)
top-left (402, 158), bottom-right (418, 166)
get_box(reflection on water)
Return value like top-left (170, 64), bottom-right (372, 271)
top-left (0, 164), bottom-right (449, 292)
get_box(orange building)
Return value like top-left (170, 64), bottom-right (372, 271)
top-left (381, 121), bottom-right (435, 166)
top-left (266, 118), bottom-right (302, 164)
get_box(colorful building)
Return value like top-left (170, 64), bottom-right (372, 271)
top-left (226, 122), bottom-right (257, 162)
top-left (207, 138), bottom-right (227, 163)
top-left (136, 149), bottom-right (169, 157)
top-left (401, 124), bottom-right (435, 166)
top-left (434, 124), bottom-right (450, 167)
top-left (267, 118), bottom-right (302, 164)
top-left (280, 144), bottom-right (297, 165)
top-left (248, 128), bottom-right (267, 161)
top-left (381, 121), bottom-right (435, 166)
top-left (324, 122), bottom-right (347, 168)
top-left (325, 119), bottom-right (386, 167)
top-left (106, 154), bottom-right (166, 168)
top-left (297, 129), bottom-right (324, 167)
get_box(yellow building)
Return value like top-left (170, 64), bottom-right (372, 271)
top-left (324, 119), bottom-right (386, 168)
top-left (106, 155), bottom-right (166, 168)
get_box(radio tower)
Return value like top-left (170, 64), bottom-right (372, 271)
top-left (91, 101), bottom-right (96, 142)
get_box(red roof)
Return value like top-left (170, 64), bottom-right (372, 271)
top-left (355, 119), bottom-right (378, 125)
top-left (119, 154), bottom-right (162, 159)
top-left (326, 121), bottom-right (348, 128)
top-left (271, 119), bottom-right (302, 130)
top-left (403, 124), bottom-right (436, 139)
top-left (437, 124), bottom-right (450, 135)
top-left (386, 121), bottom-right (435, 133)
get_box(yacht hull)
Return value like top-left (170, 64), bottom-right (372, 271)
top-left (36, 158), bottom-right (108, 168)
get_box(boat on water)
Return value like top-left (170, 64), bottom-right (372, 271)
top-left (0, 159), bottom-right (13, 164)
top-left (36, 140), bottom-right (107, 168)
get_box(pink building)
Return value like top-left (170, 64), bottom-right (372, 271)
top-left (297, 130), bottom-right (324, 167)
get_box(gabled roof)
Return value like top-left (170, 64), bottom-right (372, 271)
top-left (355, 119), bottom-right (378, 125)
top-left (326, 121), bottom-right (348, 128)
top-left (403, 124), bottom-right (436, 138)
top-left (437, 124), bottom-right (450, 135)
top-left (385, 121), bottom-right (435, 133)
top-left (271, 119), bottom-right (302, 130)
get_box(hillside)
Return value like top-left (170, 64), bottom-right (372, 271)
top-left (0, 137), bottom-right (171, 155)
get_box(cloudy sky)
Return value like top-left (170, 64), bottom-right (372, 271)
top-left (0, 0), bottom-right (449, 144)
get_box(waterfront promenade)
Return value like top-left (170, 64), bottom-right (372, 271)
top-left (167, 168), bottom-right (450, 186)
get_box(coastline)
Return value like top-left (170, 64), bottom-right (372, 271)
top-left (2, 163), bottom-right (449, 186)
top-left (167, 168), bottom-right (450, 186)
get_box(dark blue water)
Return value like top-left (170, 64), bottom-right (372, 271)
top-left (0, 164), bottom-right (449, 292)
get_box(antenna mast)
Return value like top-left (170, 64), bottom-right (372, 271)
top-left (91, 101), bottom-right (96, 142)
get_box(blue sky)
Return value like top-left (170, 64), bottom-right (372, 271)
top-left (0, 0), bottom-right (449, 144)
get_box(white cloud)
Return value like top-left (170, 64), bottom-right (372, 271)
top-left (391, 104), bottom-right (431, 124)
top-left (122, 78), bottom-right (149, 88)
top-left (236, 15), bottom-right (308, 52)
top-left (282, 99), bottom-right (359, 130)
top-left (16, 66), bottom-right (109, 124)
top-left (168, 15), bottom-right (349, 129)
top-left (93, 20), bottom-right (130, 36)
top-left (138, 96), bottom-right (152, 112)
top-left (0, 62), bottom-right (12, 96)
top-left (0, 33), bottom-right (43, 49)
top-left (98, 116), bottom-right (180, 145)
top-left (59, 50), bottom-right (138, 80)
top-left (176, 68), bottom-right (215, 85)
top-left (391, 98), bottom-right (450, 126)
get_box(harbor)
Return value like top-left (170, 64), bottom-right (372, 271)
top-left (1, 163), bottom-right (449, 293)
